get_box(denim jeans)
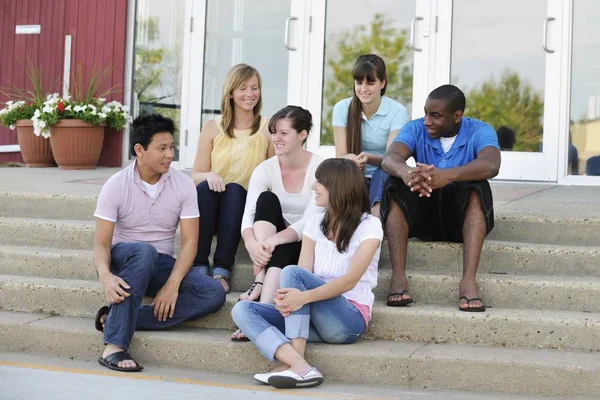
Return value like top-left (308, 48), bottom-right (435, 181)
top-left (231, 266), bottom-right (366, 361)
top-left (103, 242), bottom-right (226, 351)
top-left (194, 181), bottom-right (247, 278)
top-left (366, 167), bottom-right (389, 208)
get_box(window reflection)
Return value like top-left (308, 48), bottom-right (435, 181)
top-left (569, 0), bottom-right (600, 175)
top-left (132, 0), bottom-right (185, 161)
top-left (320, 1), bottom-right (415, 145)
top-left (451, 1), bottom-right (546, 153)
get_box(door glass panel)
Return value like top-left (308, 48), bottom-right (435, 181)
top-left (132, 0), bottom-right (186, 161)
top-left (202, 0), bottom-right (291, 128)
top-left (451, 1), bottom-right (546, 153)
top-left (319, 1), bottom-right (415, 145)
top-left (569, 0), bottom-right (600, 176)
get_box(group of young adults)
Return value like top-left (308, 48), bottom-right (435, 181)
top-left (92, 54), bottom-right (501, 389)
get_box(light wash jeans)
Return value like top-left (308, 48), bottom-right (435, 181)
top-left (231, 266), bottom-right (366, 361)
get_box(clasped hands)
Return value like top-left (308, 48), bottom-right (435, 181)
top-left (274, 288), bottom-right (305, 317)
top-left (404, 162), bottom-right (451, 197)
top-left (248, 236), bottom-right (278, 275)
top-left (343, 152), bottom-right (369, 170)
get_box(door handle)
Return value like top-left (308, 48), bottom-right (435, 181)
top-left (410, 16), bottom-right (424, 52)
top-left (284, 16), bottom-right (298, 51)
top-left (542, 17), bottom-right (555, 53)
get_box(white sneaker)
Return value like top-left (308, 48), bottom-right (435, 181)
top-left (267, 367), bottom-right (324, 389)
top-left (253, 371), bottom-right (273, 385)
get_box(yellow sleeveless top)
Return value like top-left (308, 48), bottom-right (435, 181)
top-left (211, 116), bottom-right (269, 190)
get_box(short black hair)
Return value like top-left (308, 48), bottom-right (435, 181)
top-left (428, 84), bottom-right (466, 112)
top-left (130, 113), bottom-right (176, 157)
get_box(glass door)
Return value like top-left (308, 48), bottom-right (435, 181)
top-left (181, 0), bottom-right (308, 168)
top-left (434, 0), bottom-right (564, 181)
top-left (305, 0), bottom-right (434, 158)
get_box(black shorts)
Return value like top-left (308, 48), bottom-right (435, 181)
top-left (380, 176), bottom-right (494, 242)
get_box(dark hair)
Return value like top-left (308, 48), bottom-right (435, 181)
top-left (347, 54), bottom-right (387, 154)
top-left (130, 113), bottom-right (176, 157)
top-left (496, 126), bottom-right (516, 150)
top-left (427, 84), bottom-right (466, 112)
top-left (315, 158), bottom-right (370, 253)
top-left (268, 105), bottom-right (312, 144)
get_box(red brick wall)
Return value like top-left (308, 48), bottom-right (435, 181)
top-left (0, 0), bottom-right (128, 166)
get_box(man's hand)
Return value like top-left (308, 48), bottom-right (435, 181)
top-left (274, 288), bottom-right (306, 317)
top-left (99, 273), bottom-right (131, 304)
top-left (403, 164), bottom-right (434, 197)
top-left (152, 280), bottom-right (180, 322)
top-left (247, 241), bottom-right (272, 267)
top-left (415, 163), bottom-right (452, 191)
top-left (206, 172), bottom-right (226, 192)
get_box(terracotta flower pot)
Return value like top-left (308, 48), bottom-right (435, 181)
top-left (49, 119), bottom-right (105, 170)
top-left (15, 119), bottom-right (56, 167)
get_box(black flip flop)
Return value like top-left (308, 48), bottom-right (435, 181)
top-left (98, 351), bottom-right (143, 372)
top-left (95, 306), bottom-right (110, 332)
top-left (231, 328), bottom-right (250, 342)
top-left (386, 290), bottom-right (414, 307)
top-left (459, 296), bottom-right (486, 312)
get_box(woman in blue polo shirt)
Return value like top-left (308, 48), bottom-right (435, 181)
top-left (333, 54), bottom-right (408, 219)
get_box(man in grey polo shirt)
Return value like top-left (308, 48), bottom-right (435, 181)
top-left (93, 114), bottom-right (226, 372)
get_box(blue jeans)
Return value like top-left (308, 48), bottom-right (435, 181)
top-left (104, 242), bottom-right (226, 351)
top-left (231, 266), bottom-right (366, 361)
top-left (194, 181), bottom-right (247, 279)
top-left (366, 167), bottom-right (389, 208)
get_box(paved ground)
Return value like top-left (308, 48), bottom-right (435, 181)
top-left (0, 353), bottom-right (586, 400)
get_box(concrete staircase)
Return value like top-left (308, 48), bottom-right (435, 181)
top-left (1, 191), bottom-right (600, 397)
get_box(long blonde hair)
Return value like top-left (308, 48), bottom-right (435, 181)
top-left (220, 64), bottom-right (263, 138)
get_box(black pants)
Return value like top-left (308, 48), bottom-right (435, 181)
top-left (254, 191), bottom-right (302, 269)
top-left (194, 181), bottom-right (247, 275)
top-left (381, 176), bottom-right (494, 242)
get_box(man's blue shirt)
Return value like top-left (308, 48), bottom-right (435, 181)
top-left (393, 117), bottom-right (500, 169)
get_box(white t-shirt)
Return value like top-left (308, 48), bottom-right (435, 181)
top-left (241, 154), bottom-right (324, 240)
top-left (303, 212), bottom-right (383, 318)
top-left (142, 180), bottom-right (159, 200)
top-left (439, 135), bottom-right (457, 153)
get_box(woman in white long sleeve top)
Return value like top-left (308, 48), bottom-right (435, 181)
top-left (232, 105), bottom-right (323, 341)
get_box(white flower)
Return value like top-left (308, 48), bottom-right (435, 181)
top-left (91, 110), bottom-right (97, 116)
top-left (33, 109), bottom-right (41, 118)
top-left (89, 104), bottom-right (97, 111)
top-left (65, 105), bottom-right (72, 111)
top-left (41, 130), bottom-right (50, 139)
top-left (122, 105), bottom-right (130, 112)
top-left (42, 105), bottom-right (54, 113)
top-left (6, 100), bottom-right (14, 106)
top-left (9, 124), bottom-right (15, 130)
top-left (101, 106), bottom-right (111, 114)
top-left (38, 120), bottom-right (46, 128)
top-left (99, 112), bottom-right (107, 119)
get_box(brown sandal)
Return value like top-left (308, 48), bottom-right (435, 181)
top-left (213, 274), bottom-right (230, 293)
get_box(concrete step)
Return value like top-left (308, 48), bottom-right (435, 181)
top-left (2, 251), bottom-right (600, 312)
top-left (2, 191), bottom-right (600, 246)
top-left (1, 311), bottom-right (599, 397)
top-left (2, 217), bottom-right (599, 276)
top-left (490, 217), bottom-right (600, 246)
top-left (1, 275), bottom-right (599, 352)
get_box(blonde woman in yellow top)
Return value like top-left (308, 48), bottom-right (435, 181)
top-left (191, 64), bottom-right (274, 293)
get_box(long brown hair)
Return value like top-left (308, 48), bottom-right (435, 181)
top-left (346, 54), bottom-right (387, 154)
top-left (220, 64), bottom-right (263, 138)
top-left (315, 158), bottom-right (370, 253)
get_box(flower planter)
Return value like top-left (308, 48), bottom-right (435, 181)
top-left (49, 119), bottom-right (105, 170)
top-left (15, 119), bottom-right (56, 167)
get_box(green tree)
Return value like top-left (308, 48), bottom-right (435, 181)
top-left (466, 70), bottom-right (544, 152)
top-left (321, 14), bottom-right (413, 145)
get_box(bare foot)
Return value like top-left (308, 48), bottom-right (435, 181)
top-left (459, 279), bottom-right (483, 310)
top-left (102, 344), bottom-right (138, 369)
top-left (231, 328), bottom-right (248, 341)
top-left (213, 275), bottom-right (230, 293)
